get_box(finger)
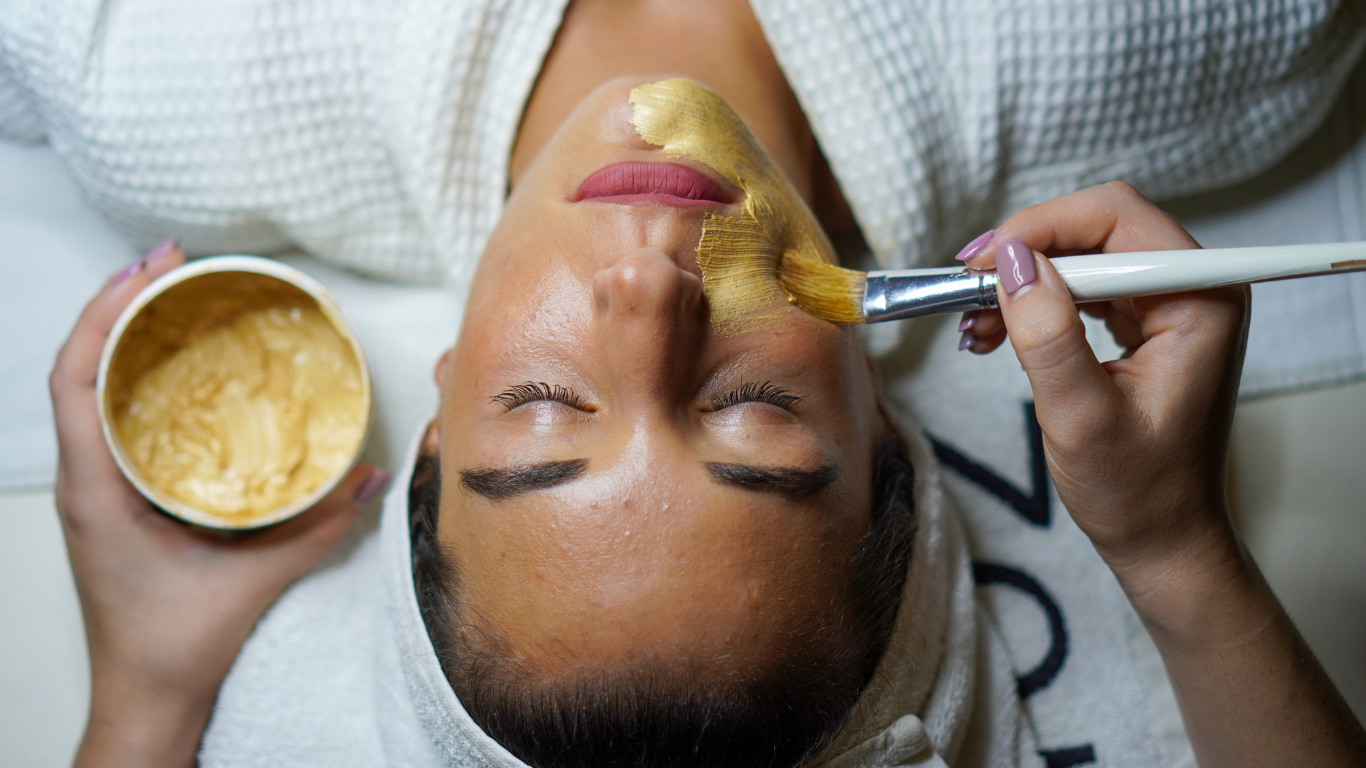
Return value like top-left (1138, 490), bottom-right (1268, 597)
top-left (1103, 303), bottom-right (1147, 351)
top-left (957, 310), bottom-right (981, 334)
top-left (1079, 301), bottom-right (1108, 319)
top-left (165, 466), bottom-right (382, 644)
top-left (231, 465), bottom-right (386, 576)
top-left (1118, 287), bottom-right (1249, 412)
top-left (996, 240), bottom-right (1119, 426)
top-left (51, 243), bottom-right (186, 491)
top-left (957, 309), bottom-right (1003, 353)
top-left (960, 308), bottom-right (1003, 338)
top-left (963, 182), bottom-right (1198, 270)
top-left (52, 241), bottom-right (184, 399)
top-left (963, 326), bottom-right (1007, 354)
top-left (147, 465), bottom-right (381, 560)
top-left (952, 229), bottom-right (996, 262)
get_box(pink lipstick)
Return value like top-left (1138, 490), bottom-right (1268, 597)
top-left (575, 162), bottom-right (734, 207)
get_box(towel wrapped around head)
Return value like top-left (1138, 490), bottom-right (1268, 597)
top-left (199, 411), bottom-right (1033, 767)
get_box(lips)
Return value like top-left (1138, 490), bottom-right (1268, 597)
top-left (575, 162), bottom-right (734, 207)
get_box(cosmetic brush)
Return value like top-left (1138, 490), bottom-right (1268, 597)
top-left (771, 242), bottom-right (1366, 324)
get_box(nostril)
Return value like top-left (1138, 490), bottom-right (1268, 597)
top-left (604, 250), bottom-right (683, 306)
top-left (592, 248), bottom-right (708, 323)
top-left (590, 248), bottom-right (709, 390)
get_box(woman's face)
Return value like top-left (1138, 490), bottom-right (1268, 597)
top-left (436, 76), bottom-right (886, 675)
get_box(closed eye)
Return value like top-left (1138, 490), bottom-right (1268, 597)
top-left (492, 382), bottom-right (593, 411)
top-left (710, 381), bottom-right (802, 412)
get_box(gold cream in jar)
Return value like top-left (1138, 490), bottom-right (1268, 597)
top-left (97, 256), bottom-right (371, 530)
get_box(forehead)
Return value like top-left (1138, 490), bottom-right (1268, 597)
top-left (438, 451), bottom-right (868, 667)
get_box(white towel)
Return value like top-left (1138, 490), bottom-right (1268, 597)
top-left (2, 0), bottom-right (1360, 279)
top-left (199, 410), bottom-right (1033, 767)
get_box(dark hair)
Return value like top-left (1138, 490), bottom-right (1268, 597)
top-left (410, 435), bottom-right (916, 768)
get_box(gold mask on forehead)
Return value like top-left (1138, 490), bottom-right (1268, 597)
top-left (628, 78), bottom-right (859, 334)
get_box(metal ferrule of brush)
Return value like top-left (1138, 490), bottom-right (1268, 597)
top-left (862, 268), bottom-right (1000, 323)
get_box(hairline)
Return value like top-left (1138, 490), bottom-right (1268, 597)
top-left (410, 433), bottom-right (917, 768)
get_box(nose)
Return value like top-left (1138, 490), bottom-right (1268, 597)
top-left (592, 248), bottom-right (706, 406)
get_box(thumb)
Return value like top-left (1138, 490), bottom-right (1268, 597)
top-left (995, 240), bottom-right (1118, 429)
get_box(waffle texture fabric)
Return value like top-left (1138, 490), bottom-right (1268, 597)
top-left (2, 0), bottom-right (1363, 288)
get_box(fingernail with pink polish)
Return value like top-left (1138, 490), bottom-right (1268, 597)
top-left (957, 331), bottom-right (974, 352)
top-left (353, 469), bottom-right (392, 507)
top-left (954, 229), bottom-right (995, 261)
top-left (142, 238), bottom-right (178, 267)
top-left (958, 311), bottom-right (978, 332)
top-left (997, 239), bottom-right (1037, 296)
top-left (110, 259), bottom-right (144, 285)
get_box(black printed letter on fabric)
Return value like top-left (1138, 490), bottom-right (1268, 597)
top-left (1039, 744), bottom-right (1097, 767)
top-left (971, 562), bottom-right (1067, 699)
top-left (927, 402), bottom-right (1050, 527)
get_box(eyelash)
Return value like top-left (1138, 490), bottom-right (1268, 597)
top-left (492, 382), bottom-right (590, 411)
top-left (712, 381), bottom-right (802, 412)
top-left (492, 381), bottom-right (802, 412)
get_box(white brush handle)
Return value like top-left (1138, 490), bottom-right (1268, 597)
top-left (862, 242), bottom-right (1366, 323)
top-left (1053, 242), bottom-right (1366, 302)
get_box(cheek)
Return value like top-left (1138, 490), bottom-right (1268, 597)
top-left (452, 267), bottom-right (592, 376)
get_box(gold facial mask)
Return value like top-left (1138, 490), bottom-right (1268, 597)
top-left (629, 78), bottom-right (860, 332)
top-left (101, 261), bottom-right (369, 528)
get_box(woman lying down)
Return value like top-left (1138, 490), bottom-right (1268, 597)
top-left (52, 70), bottom-right (1366, 767)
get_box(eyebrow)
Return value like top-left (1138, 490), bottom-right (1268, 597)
top-left (703, 462), bottom-right (841, 500)
top-left (459, 459), bottom-right (588, 500)
top-left (458, 459), bottom-right (840, 502)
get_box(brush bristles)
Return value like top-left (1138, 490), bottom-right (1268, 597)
top-left (777, 254), bottom-right (867, 324)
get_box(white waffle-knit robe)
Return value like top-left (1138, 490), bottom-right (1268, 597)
top-left (4, 0), bottom-right (1361, 285)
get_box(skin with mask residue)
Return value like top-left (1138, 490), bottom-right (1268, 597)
top-left (628, 78), bottom-right (852, 333)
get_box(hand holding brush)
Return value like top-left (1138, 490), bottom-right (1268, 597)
top-left (914, 181), bottom-right (1366, 767)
